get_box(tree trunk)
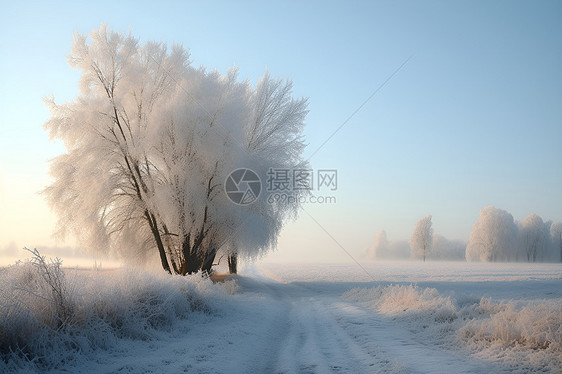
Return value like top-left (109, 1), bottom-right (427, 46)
top-left (145, 211), bottom-right (171, 274)
top-left (228, 254), bottom-right (238, 274)
top-left (183, 246), bottom-right (203, 275)
top-left (201, 250), bottom-right (217, 274)
top-left (179, 236), bottom-right (218, 275)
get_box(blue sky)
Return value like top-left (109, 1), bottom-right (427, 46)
top-left (0, 0), bottom-right (561, 264)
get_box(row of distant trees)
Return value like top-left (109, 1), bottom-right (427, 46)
top-left (363, 226), bottom-right (466, 262)
top-left (466, 206), bottom-right (562, 262)
top-left (364, 207), bottom-right (562, 262)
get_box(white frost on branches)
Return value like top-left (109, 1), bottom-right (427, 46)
top-left (43, 24), bottom-right (309, 273)
top-left (410, 215), bottom-right (433, 261)
top-left (466, 207), bottom-right (560, 262)
top-left (466, 207), bottom-right (518, 262)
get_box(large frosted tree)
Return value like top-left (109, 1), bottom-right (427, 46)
top-left (43, 24), bottom-right (308, 274)
top-left (410, 215), bottom-right (433, 262)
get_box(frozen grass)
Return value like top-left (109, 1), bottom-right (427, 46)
top-left (343, 284), bottom-right (562, 372)
top-left (0, 249), bottom-right (234, 371)
top-left (1, 258), bottom-right (560, 372)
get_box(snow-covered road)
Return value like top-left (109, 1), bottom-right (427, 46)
top-left (68, 262), bottom-right (561, 374)
top-left (220, 271), bottom-right (505, 374)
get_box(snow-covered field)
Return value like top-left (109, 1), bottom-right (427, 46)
top-left (1, 260), bottom-right (561, 373)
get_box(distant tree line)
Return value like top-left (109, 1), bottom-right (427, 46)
top-left (466, 206), bottom-right (562, 263)
top-left (364, 207), bottom-right (562, 263)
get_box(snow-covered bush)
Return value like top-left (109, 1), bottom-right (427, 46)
top-left (343, 285), bottom-right (457, 323)
top-left (343, 284), bottom-right (562, 371)
top-left (0, 251), bottom-right (230, 371)
top-left (460, 300), bottom-right (562, 351)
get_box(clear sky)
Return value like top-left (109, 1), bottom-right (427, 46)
top-left (1, 0), bottom-right (561, 265)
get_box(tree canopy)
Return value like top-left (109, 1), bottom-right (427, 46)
top-left (410, 215), bottom-right (433, 261)
top-left (44, 24), bottom-right (309, 274)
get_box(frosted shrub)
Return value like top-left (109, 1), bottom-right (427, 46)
top-left (27, 248), bottom-right (75, 327)
top-left (219, 279), bottom-right (241, 295)
top-left (460, 300), bottom-right (562, 351)
top-left (0, 249), bottom-right (74, 350)
top-left (0, 251), bottom-right (224, 370)
top-left (71, 268), bottom-right (214, 339)
top-left (0, 254), bottom-right (78, 369)
top-left (343, 284), bottom-right (457, 323)
top-left (343, 284), bottom-right (562, 370)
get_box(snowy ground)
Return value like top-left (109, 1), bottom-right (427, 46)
top-left (2, 261), bottom-right (561, 373)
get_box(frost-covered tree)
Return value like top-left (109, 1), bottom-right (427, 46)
top-left (388, 240), bottom-right (411, 259)
top-left (363, 230), bottom-right (410, 260)
top-left (550, 222), bottom-right (562, 262)
top-left (366, 230), bottom-right (389, 259)
top-left (43, 24), bottom-right (308, 274)
top-left (518, 214), bottom-right (551, 262)
top-left (466, 206), bottom-right (518, 262)
top-left (430, 234), bottom-right (466, 261)
top-left (410, 215), bottom-right (433, 262)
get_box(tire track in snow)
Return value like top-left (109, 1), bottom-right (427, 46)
top-left (239, 276), bottom-right (405, 374)
top-left (241, 268), bottom-right (508, 374)
top-left (321, 297), bottom-right (510, 374)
